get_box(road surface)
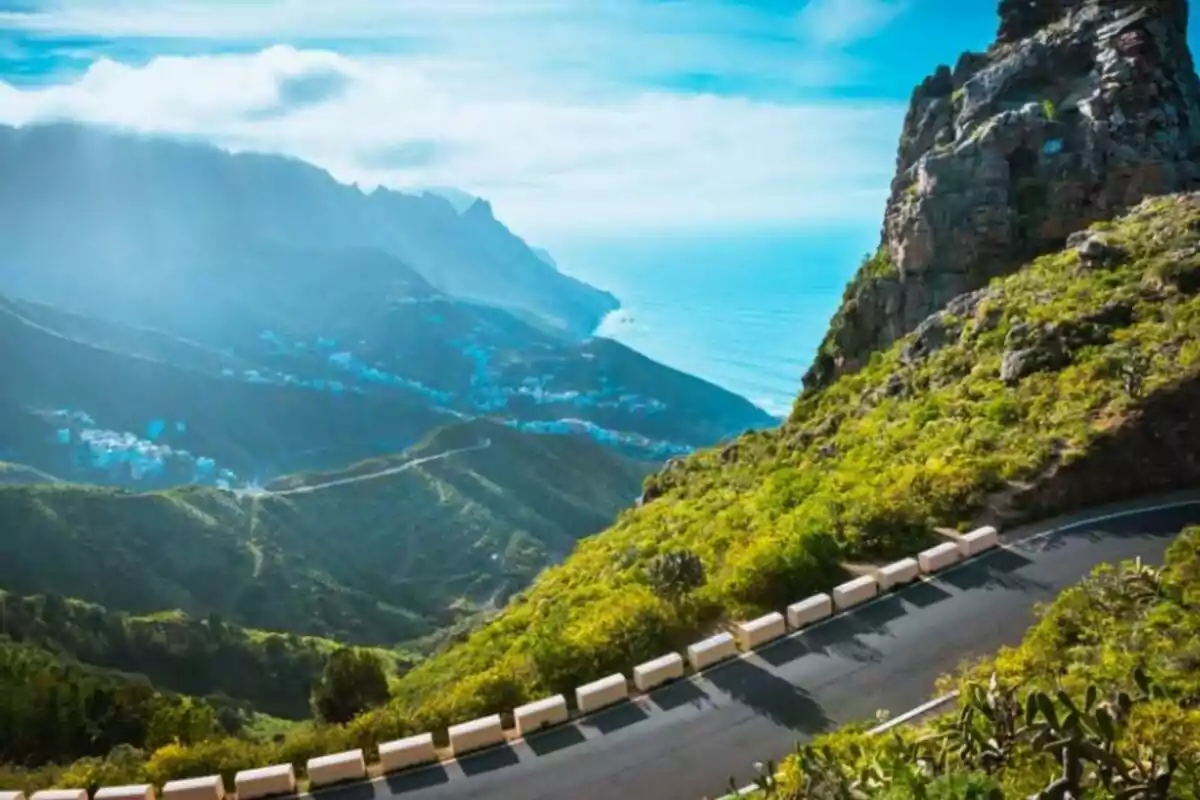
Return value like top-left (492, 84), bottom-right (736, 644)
top-left (242, 439), bottom-right (491, 498)
top-left (319, 493), bottom-right (1200, 800)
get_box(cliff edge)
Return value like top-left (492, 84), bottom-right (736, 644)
top-left (805, 0), bottom-right (1200, 390)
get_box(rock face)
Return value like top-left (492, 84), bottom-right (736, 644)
top-left (804, 0), bottom-right (1200, 390)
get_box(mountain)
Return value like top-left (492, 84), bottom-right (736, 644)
top-left (0, 125), bottom-right (774, 487)
top-left (0, 281), bottom-right (768, 487)
top-left (7, 0), bottom-right (1200, 789)
top-left (803, 0), bottom-right (1200, 389)
top-left (0, 123), bottom-right (615, 338)
top-left (0, 419), bottom-right (652, 647)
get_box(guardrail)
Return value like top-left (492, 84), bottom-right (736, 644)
top-left (4, 527), bottom-right (997, 800)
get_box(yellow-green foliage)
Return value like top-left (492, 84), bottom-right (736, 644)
top-left (767, 527), bottom-right (1200, 799)
top-left (367, 194), bottom-right (1200, 735)
top-left (18, 196), bottom-right (1200, 792)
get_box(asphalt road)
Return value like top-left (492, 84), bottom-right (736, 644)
top-left (323, 494), bottom-right (1200, 800)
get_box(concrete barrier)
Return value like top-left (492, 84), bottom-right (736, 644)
top-left (633, 652), bottom-right (684, 692)
top-left (687, 631), bottom-right (738, 671)
top-left (448, 714), bottom-right (505, 756)
top-left (378, 733), bottom-right (437, 773)
top-left (736, 612), bottom-right (786, 650)
top-left (96, 787), bottom-right (155, 800)
top-left (877, 557), bottom-right (920, 591)
top-left (787, 593), bottom-right (833, 629)
top-left (918, 541), bottom-right (962, 573)
top-left (832, 575), bottom-right (878, 610)
top-left (576, 673), bottom-right (629, 713)
top-left (514, 694), bottom-right (569, 736)
top-left (1, 792), bottom-right (27, 800)
top-left (959, 526), bottom-right (999, 557)
top-left (306, 749), bottom-right (366, 788)
top-left (162, 776), bottom-right (225, 800)
top-left (234, 764), bottom-right (296, 800)
top-left (31, 792), bottom-right (87, 800)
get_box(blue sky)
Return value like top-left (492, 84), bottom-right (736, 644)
top-left (0, 0), bottom-right (1011, 237)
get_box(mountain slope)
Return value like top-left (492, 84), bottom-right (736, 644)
top-left (0, 588), bottom-right (406, 721)
top-left (804, 0), bottom-right (1200, 389)
top-left (363, 192), bottom-right (1200, 737)
top-left (0, 419), bottom-right (653, 646)
top-left (0, 273), bottom-right (772, 488)
top-left (0, 122), bottom-right (616, 337)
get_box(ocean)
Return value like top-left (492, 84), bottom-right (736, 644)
top-left (546, 226), bottom-right (879, 419)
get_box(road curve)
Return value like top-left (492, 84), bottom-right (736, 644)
top-left (251, 439), bottom-right (492, 498)
top-left (319, 493), bottom-right (1200, 800)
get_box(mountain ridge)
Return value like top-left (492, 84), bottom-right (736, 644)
top-left (0, 121), bottom-right (617, 338)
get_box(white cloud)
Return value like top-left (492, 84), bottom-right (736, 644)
top-left (0, 1), bottom-right (908, 237)
top-left (797, 0), bottom-right (906, 47)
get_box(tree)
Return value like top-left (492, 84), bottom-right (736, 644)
top-left (644, 549), bottom-right (706, 600)
top-left (310, 648), bottom-right (390, 724)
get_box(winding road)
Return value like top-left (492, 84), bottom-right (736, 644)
top-left (316, 492), bottom-right (1200, 800)
top-left (241, 439), bottom-right (492, 498)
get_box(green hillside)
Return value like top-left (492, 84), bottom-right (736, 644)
top-left (0, 589), bottom-right (410, 720)
top-left (365, 194), bottom-right (1200, 734)
top-left (751, 526), bottom-right (1200, 799)
top-left (0, 635), bottom-right (272, 770)
top-left (0, 419), bottom-right (652, 646)
top-left (10, 194), bottom-right (1199, 796)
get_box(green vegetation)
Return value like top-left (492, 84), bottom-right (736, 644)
top-left (0, 419), bottom-right (651, 648)
top-left (310, 649), bottom-right (391, 725)
top-left (22, 195), bottom-right (1197, 793)
top-left (0, 637), bottom-right (239, 768)
top-left (645, 549), bottom-right (707, 600)
top-left (1041, 97), bottom-right (1057, 122)
top-left (735, 526), bottom-right (1200, 799)
top-left (360, 194), bottom-right (1200, 738)
top-left (0, 589), bottom-right (404, 719)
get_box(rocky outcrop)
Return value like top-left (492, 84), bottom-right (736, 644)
top-left (805, 0), bottom-right (1200, 391)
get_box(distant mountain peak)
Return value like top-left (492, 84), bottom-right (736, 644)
top-left (418, 186), bottom-right (479, 214)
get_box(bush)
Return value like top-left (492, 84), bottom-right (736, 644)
top-left (311, 648), bottom-right (391, 725)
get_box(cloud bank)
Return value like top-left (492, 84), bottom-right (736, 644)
top-left (0, 0), bottom-right (908, 236)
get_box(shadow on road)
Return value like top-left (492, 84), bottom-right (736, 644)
top-left (898, 579), bottom-right (954, 609)
top-left (795, 596), bottom-right (914, 663)
top-left (383, 763), bottom-right (451, 793)
top-left (938, 548), bottom-right (1049, 593)
top-left (458, 743), bottom-right (521, 777)
top-left (756, 634), bottom-right (812, 668)
top-left (579, 700), bottom-right (649, 735)
top-left (650, 677), bottom-right (710, 710)
top-left (525, 724), bottom-right (588, 757)
top-left (705, 657), bottom-right (831, 735)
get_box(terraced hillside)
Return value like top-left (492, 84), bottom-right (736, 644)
top-left (0, 419), bottom-right (652, 646)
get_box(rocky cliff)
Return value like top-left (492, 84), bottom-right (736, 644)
top-left (804, 0), bottom-right (1200, 390)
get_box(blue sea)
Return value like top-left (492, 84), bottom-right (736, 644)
top-left (547, 226), bottom-right (878, 418)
